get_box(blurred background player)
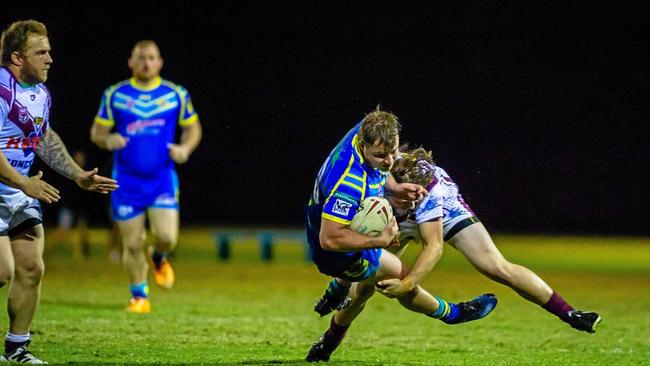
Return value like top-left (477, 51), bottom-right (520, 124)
top-left (386, 145), bottom-right (601, 333)
top-left (0, 20), bottom-right (117, 363)
top-left (90, 40), bottom-right (202, 314)
top-left (304, 109), bottom-right (497, 362)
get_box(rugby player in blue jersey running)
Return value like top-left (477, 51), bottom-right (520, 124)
top-left (304, 108), bottom-right (498, 362)
top-left (0, 20), bottom-right (118, 364)
top-left (90, 40), bottom-right (202, 314)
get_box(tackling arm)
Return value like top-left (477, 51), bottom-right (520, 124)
top-left (319, 216), bottom-right (398, 252)
top-left (403, 219), bottom-right (444, 286)
top-left (385, 174), bottom-right (428, 203)
top-left (376, 219), bottom-right (444, 298)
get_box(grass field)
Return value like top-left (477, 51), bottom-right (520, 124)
top-left (1, 228), bottom-right (649, 365)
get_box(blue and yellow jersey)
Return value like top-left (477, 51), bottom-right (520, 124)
top-left (94, 77), bottom-right (198, 177)
top-left (306, 122), bottom-right (387, 244)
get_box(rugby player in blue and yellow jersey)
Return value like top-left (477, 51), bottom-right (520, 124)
top-left (304, 108), bottom-right (498, 362)
top-left (90, 40), bottom-right (202, 314)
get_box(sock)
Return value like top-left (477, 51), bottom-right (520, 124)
top-left (325, 316), bottom-right (349, 343)
top-left (151, 250), bottom-right (167, 268)
top-left (326, 279), bottom-right (350, 299)
top-left (428, 297), bottom-right (460, 323)
top-left (129, 282), bottom-right (149, 299)
top-left (5, 332), bottom-right (30, 353)
top-left (542, 292), bottom-right (574, 322)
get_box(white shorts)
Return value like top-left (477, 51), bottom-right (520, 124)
top-left (398, 214), bottom-right (480, 245)
top-left (0, 192), bottom-right (42, 236)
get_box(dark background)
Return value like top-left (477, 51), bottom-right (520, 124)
top-left (3, 2), bottom-right (648, 235)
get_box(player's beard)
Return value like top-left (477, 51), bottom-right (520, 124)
top-left (22, 62), bottom-right (48, 84)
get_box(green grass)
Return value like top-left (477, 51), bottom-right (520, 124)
top-left (1, 228), bottom-right (649, 365)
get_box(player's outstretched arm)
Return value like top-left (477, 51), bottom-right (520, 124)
top-left (168, 120), bottom-right (202, 164)
top-left (0, 150), bottom-right (60, 203)
top-left (37, 128), bottom-right (118, 193)
top-left (377, 219), bottom-right (444, 298)
top-left (74, 167), bottom-right (118, 194)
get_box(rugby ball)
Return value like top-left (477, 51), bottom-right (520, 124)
top-left (349, 196), bottom-right (394, 237)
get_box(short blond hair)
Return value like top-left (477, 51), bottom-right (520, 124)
top-left (1, 20), bottom-right (48, 66)
top-left (359, 106), bottom-right (400, 148)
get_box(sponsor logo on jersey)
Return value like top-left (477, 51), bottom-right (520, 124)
top-left (332, 199), bottom-right (353, 216)
top-left (5, 136), bottom-right (40, 151)
top-left (332, 191), bottom-right (360, 205)
top-left (7, 158), bottom-right (33, 169)
top-left (126, 118), bottom-right (166, 135)
top-left (34, 117), bottom-right (44, 125)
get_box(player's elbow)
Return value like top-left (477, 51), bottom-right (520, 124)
top-left (423, 240), bottom-right (444, 259)
top-left (90, 124), bottom-right (108, 148)
top-left (89, 127), bottom-right (101, 146)
top-left (319, 232), bottom-right (340, 251)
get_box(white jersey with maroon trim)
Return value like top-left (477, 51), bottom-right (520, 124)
top-left (396, 164), bottom-right (476, 243)
top-left (0, 67), bottom-right (50, 196)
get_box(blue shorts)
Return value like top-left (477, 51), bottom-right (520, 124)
top-left (305, 211), bottom-right (382, 282)
top-left (111, 168), bottom-right (179, 221)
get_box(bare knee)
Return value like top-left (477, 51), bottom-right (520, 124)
top-left (123, 236), bottom-right (145, 256)
top-left (15, 259), bottom-right (44, 285)
top-left (154, 232), bottom-right (177, 251)
top-left (0, 269), bottom-right (13, 288)
top-left (480, 259), bottom-right (514, 284)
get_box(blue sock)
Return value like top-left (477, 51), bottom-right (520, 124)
top-left (429, 297), bottom-right (460, 322)
top-left (326, 279), bottom-right (350, 298)
top-left (130, 282), bottom-right (149, 299)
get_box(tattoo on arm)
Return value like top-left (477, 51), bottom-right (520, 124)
top-left (36, 129), bottom-right (83, 181)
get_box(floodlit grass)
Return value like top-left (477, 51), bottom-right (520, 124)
top-left (1, 228), bottom-right (648, 365)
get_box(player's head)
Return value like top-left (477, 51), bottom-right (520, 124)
top-left (359, 106), bottom-right (401, 172)
top-left (129, 40), bottom-right (163, 82)
top-left (391, 145), bottom-right (435, 187)
top-left (1, 20), bottom-right (52, 84)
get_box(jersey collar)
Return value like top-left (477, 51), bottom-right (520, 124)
top-left (130, 76), bottom-right (161, 91)
top-left (352, 134), bottom-right (365, 164)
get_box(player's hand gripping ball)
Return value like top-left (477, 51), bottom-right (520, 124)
top-left (349, 196), bottom-right (394, 237)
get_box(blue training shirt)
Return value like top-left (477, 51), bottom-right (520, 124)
top-left (306, 123), bottom-right (387, 266)
top-left (94, 77), bottom-right (198, 177)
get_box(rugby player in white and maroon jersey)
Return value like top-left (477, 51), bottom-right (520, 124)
top-left (0, 20), bottom-right (117, 364)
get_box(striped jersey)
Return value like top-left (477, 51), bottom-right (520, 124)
top-left (306, 123), bottom-right (388, 233)
top-left (395, 164), bottom-right (476, 235)
top-left (94, 77), bottom-right (198, 177)
top-left (0, 67), bottom-right (51, 196)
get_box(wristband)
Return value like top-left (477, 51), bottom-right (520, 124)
top-left (401, 277), bottom-right (415, 292)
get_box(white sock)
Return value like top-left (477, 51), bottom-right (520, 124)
top-left (5, 332), bottom-right (30, 344)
